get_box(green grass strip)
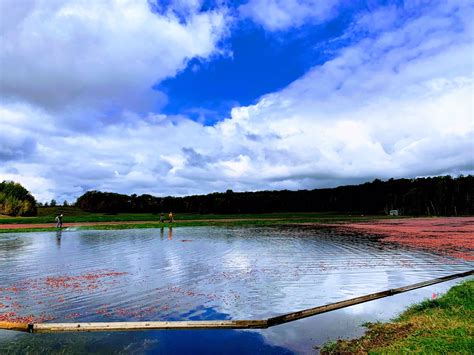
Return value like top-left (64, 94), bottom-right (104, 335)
top-left (320, 279), bottom-right (474, 354)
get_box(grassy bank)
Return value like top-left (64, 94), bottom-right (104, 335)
top-left (0, 218), bottom-right (381, 233)
top-left (0, 207), bottom-right (391, 224)
top-left (321, 279), bottom-right (474, 354)
top-left (0, 219), bottom-right (310, 233)
top-left (0, 207), bottom-right (396, 233)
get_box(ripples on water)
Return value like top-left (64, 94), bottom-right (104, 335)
top-left (0, 226), bottom-right (472, 354)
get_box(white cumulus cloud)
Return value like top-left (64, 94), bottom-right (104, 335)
top-left (0, 0), bottom-right (473, 202)
top-left (0, 0), bottom-right (229, 129)
top-left (239, 0), bottom-right (341, 31)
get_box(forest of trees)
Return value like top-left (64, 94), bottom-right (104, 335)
top-left (76, 175), bottom-right (473, 216)
top-left (0, 181), bottom-right (37, 216)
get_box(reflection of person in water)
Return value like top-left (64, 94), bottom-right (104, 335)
top-left (56, 229), bottom-right (62, 246)
top-left (168, 227), bottom-right (173, 240)
top-left (160, 226), bottom-right (164, 240)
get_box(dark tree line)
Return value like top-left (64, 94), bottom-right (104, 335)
top-left (75, 175), bottom-right (473, 216)
top-left (0, 181), bottom-right (37, 216)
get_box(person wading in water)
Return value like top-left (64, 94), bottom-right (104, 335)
top-left (55, 213), bottom-right (63, 228)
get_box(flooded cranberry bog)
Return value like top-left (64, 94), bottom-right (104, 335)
top-left (0, 220), bottom-right (472, 353)
top-left (335, 217), bottom-right (474, 261)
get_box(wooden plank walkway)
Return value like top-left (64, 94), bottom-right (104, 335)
top-left (1, 269), bottom-right (472, 333)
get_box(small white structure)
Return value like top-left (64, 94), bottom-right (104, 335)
top-left (389, 209), bottom-right (399, 216)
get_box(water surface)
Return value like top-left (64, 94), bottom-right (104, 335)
top-left (0, 226), bottom-right (472, 353)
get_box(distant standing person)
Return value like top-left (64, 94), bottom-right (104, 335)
top-left (168, 212), bottom-right (174, 223)
top-left (159, 212), bottom-right (164, 223)
top-left (55, 213), bottom-right (63, 228)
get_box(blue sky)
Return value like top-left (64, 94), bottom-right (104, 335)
top-left (0, 0), bottom-right (472, 202)
top-left (157, 1), bottom-right (378, 122)
top-left (158, 19), bottom-right (342, 122)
